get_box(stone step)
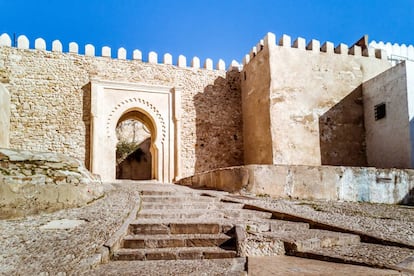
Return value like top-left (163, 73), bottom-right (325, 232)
top-left (128, 221), bottom-right (232, 235)
top-left (141, 202), bottom-right (244, 210)
top-left (241, 219), bottom-right (310, 233)
top-left (137, 210), bottom-right (226, 219)
top-left (222, 209), bottom-right (273, 220)
top-left (122, 233), bottom-right (233, 249)
top-left (269, 220), bottom-right (310, 232)
top-left (137, 208), bottom-right (274, 220)
top-left (137, 209), bottom-right (272, 220)
top-left (294, 243), bottom-right (414, 272)
top-left (140, 190), bottom-right (198, 196)
top-left (113, 247), bottom-right (238, 261)
top-left (264, 229), bottom-right (361, 252)
top-left (141, 195), bottom-right (219, 203)
top-left (93, 258), bottom-right (247, 275)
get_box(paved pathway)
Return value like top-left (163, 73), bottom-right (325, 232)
top-left (248, 256), bottom-right (401, 276)
top-left (1, 181), bottom-right (413, 275)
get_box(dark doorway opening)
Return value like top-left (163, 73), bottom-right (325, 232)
top-left (116, 118), bottom-right (152, 180)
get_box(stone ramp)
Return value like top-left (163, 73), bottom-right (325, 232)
top-left (222, 195), bottom-right (414, 273)
top-left (294, 243), bottom-right (414, 272)
top-left (264, 229), bottom-right (361, 252)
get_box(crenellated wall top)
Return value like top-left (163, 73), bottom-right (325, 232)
top-left (369, 40), bottom-right (414, 63)
top-left (0, 33), bottom-right (241, 72)
top-left (242, 32), bottom-right (390, 68)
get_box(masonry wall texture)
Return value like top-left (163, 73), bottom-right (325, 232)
top-left (0, 84), bottom-right (10, 147)
top-left (0, 47), bottom-right (244, 178)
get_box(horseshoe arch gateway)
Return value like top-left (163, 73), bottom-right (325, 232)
top-left (89, 79), bottom-right (181, 183)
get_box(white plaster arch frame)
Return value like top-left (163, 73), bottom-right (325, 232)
top-left (90, 79), bottom-right (182, 183)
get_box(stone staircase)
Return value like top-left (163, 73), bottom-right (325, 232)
top-left (107, 183), bottom-right (414, 274)
top-left (112, 189), bottom-right (241, 262)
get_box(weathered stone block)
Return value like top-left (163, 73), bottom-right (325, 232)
top-left (178, 250), bottom-right (203, 260)
top-left (0, 148), bottom-right (103, 219)
top-left (123, 239), bottom-right (145, 249)
top-left (203, 250), bottom-right (237, 259)
top-left (237, 225), bottom-right (285, 257)
top-left (156, 239), bottom-right (185, 248)
top-left (146, 251), bottom-right (176, 260)
top-left (170, 223), bottom-right (220, 234)
top-left (246, 165), bottom-right (287, 197)
top-left (130, 223), bottom-right (169, 235)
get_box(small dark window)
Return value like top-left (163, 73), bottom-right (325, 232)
top-left (375, 103), bottom-right (386, 120)
top-left (244, 71), bottom-right (247, 80)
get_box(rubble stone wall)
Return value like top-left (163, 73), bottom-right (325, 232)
top-left (0, 46), bottom-right (243, 178)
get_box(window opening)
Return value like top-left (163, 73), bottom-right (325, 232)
top-left (375, 103), bottom-right (386, 121)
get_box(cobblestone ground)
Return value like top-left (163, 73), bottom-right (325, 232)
top-left (0, 182), bottom-right (141, 275)
top-left (248, 197), bottom-right (414, 246)
top-left (1, 182), bottom-right (413, 275)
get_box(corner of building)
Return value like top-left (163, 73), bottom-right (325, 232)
top-left (240, 33), bottom-right (274, 165)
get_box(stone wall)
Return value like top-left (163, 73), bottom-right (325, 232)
top-left (0, 84), bottom-right (10, 147)
top-left (0, 46), bottom-right (243, 178)
top-left (240, 43), bottom-right (273, 165)
top-left (178, 165), bottom-right (414, 204)
top-left (241, 33), bottom-right (391, 167)
top-left (0, 148), bottom-right (103, 218)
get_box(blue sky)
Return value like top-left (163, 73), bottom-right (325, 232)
top-left (0, 0), bottom-right (413, 65)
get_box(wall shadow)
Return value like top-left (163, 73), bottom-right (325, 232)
top-left (400, 188), bottom-right (414, 206)
top-left (82, 83), bottom-right (91, 169)
top-left (116, 137), bottom-right (152, 180)
top-left (319, 85), bottom-right (367, 166)
top-left (401, 118), bottom-right (414, 205)
top-left (193, 69), bottom-right (244, 173)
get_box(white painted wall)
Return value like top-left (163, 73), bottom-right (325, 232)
top-left (363, 62), bottom-right (411, 168)
top-left (405, 61), bottom-right (414, 167)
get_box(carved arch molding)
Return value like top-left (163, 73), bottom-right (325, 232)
top-left (90, 79), bottom-right (182, 183)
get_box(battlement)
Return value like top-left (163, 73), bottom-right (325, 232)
top-left (369, 40), bottom-right (414, 64)
top-left (0, 33), bottom-right (240, 71)
top-left (242, 32), bottom-right (388, 67)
